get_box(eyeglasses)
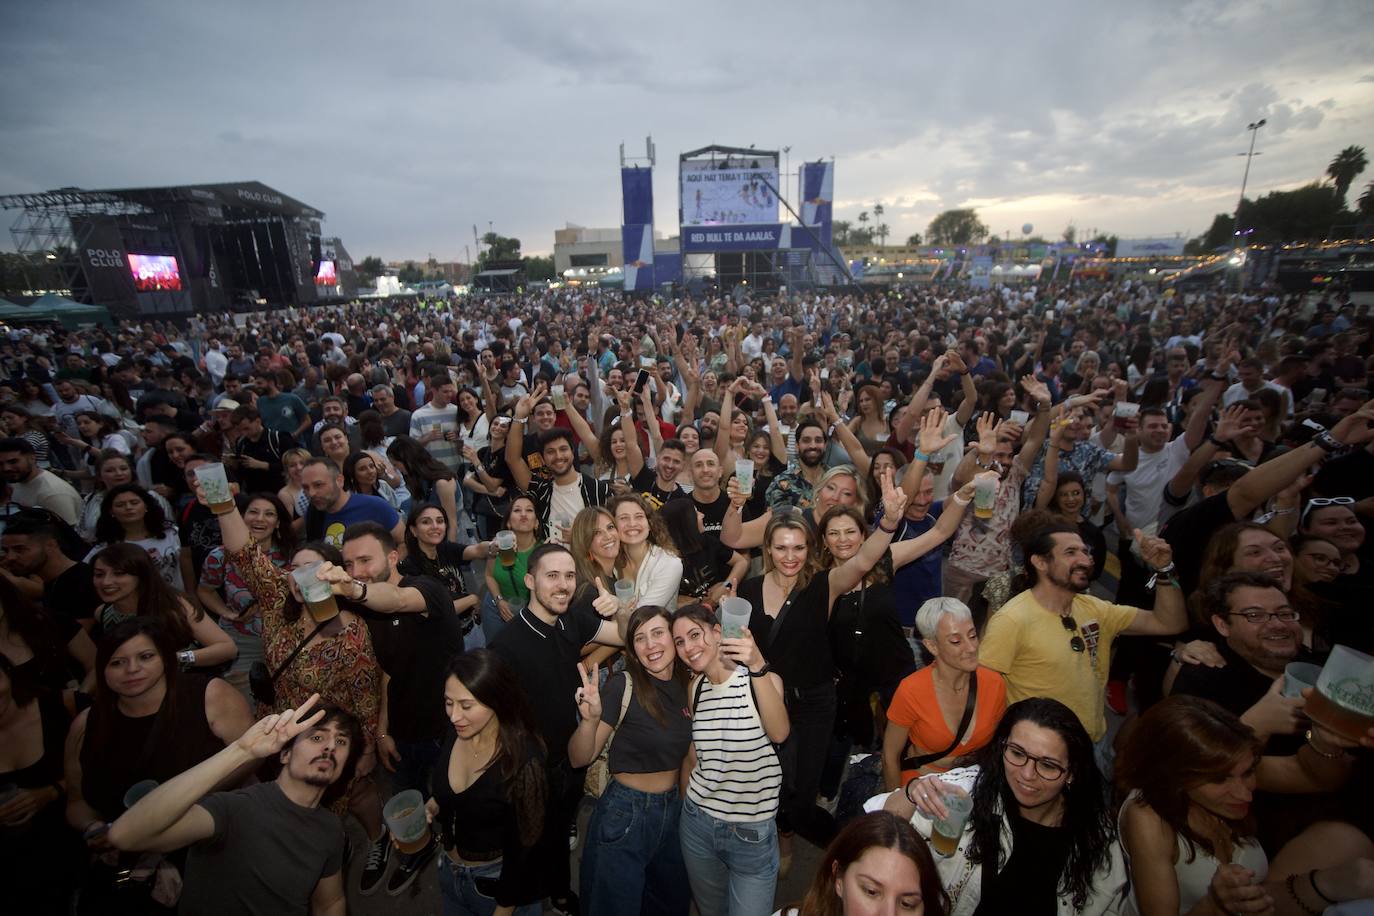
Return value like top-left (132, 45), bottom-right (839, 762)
top-left (1003, 741), bottom-right (1068, 781)
top-left (1227, 608), bottom-right (1301, 625)
top-left (1061, 614), bottom-right (1085, 653)
top-left (1300, 496), bottom-right (1355, 528)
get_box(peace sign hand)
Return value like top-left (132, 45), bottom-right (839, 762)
top-left (878, 465), bottom-right (910, 521)
top-left (575, 662), bottom-right (603, 721)
top-left (235, 694), bottom-right (327, 760)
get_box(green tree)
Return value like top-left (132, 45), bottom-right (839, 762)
top-left (1090, 234), bottom-right (1118, 257)
top-left (476, 232), bottom-right (522, 271)
top-left (1327, 145), bottom-right (1368, 204)
top-left (522, 255), bottom-right (555, 281)
top-left (833, 220), bottom-right (852, 246)
top-left (1359, 181), bottom-right (1374, 217)
top-left (398, 260), bottom-right (424, 285)
top-left (355, 256), bottom-right (384, 282)
top-left (1061, 224), bottom-right (1077, 244)
top-left (873, 203), bottom-right (888, 247)
top-left (906, 233), bottom-right (923, 246)
top-left (926, 208), bottom-right (988, 246)
top-left (849, 227), bottom-right (876, 246)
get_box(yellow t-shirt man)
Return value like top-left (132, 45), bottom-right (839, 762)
top-left (978, 590), bottom-right (1138, 742)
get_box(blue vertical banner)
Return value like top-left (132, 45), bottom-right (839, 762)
top-left (621, 167), bottom-right (655, 291)
top-left (800, 161), bottom-right (834, 249)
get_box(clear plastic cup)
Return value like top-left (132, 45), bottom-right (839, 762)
top-left (383, 789), bottom-right (431, 854)
top-left (735, 458), bottom-right (755, 497)
top-left (614, 579), bottom-right (636, 611)
top-left (1308, 645), bottom-right (1374, 741)
top-left (1008, 409), bottom-right (1029, 426)
top-left (930, 783), bottom-right (973, 857)
top-left (193, 463), bottom-right (233, 514)
top-left (1283, 661), bottom-right (1323, 700)
top-left (1113, 401), bottom-right (1140, 431)
top-left (495, 529), bottom-right (517, 568)
top-left (551, 385), bottom-right (568, 410)
top-left (973, 472), bottom-right (998, 520)
top-left (718, 597), bottom-right (752, 639)
top-left (291, 561), bottom-right (339, 623)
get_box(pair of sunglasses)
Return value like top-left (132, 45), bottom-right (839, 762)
top-left (1062, 614), bottom-right (1085, 653)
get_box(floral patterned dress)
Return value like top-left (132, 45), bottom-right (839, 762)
top-left (230, 542), bottom-right (382, 746)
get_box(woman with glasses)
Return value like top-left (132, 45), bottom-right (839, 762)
top-left (1117, 695), bottom-right (1374, 915)
top-left (884, 697), bottom-right (1127, 916)
top-left (1297, 497), bottom-right (1363, 577)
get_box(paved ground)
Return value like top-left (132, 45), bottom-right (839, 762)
top-left (341, 799), bottom-right (824, 914)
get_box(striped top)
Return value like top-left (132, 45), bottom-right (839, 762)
top-left (687, 667), bottom-right (782, 823)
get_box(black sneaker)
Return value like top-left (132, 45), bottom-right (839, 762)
top-left (385, 837), bottom-right (437, 896)
top-left (549, 892), bottom-right (580, 916)
top-left (359, 830), bottom-right (392, 896)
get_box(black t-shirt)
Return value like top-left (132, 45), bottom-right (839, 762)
top-left (828, 557), bottom-right (915, 694)
top-left (45, 561), bottom-right (100, 626)
top-left (599, 671), bottom-right (693, 774)
top-left (1159, 492), bottom-right (1238, 596)
top-left (631, 466), bottom-right (686, 511)
top-left (490, 600), bottom-right (603, 767)
top-left (397, 541), bottom-right (471, 603)
top-left (1170, 642), bottom-right (1307, 755)
top-left (356, 575), bottom-right (463, 742)
top-left (692, 490), bottom-right (732, 536)
top-left (179, 502), bottom-right (224, 583)
top-left (679, 536), bottom-right (737, 600)
top-left (973, 813), bottom-right (1071, 916)
top-left (737, 569), bottom-right (835, 689)
top-left (180, 782), bottom-right (344, 916)
top-left (234, 429), bottom-right (296, 495)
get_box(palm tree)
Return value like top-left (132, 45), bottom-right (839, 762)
top-left (873, 203), bottom-right (885, 247)
top-left (1359, 181), bottom-right (1374, 217)
top-left (1327, 145), bottom-right (1368, 203)
top-left (857, 211), bottom-right (870, 245)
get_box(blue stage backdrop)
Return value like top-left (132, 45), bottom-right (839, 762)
top-left (800, 161), bottom-right (834, 249)
top-left (621, 167), bottom-right (655, 291)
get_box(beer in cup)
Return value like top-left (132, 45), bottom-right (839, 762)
top-left (1113, 401), bottom-right (1140, 431)
top-left (291, 561), bottom-right (340, 624)
top-left (973, 471), bottom-right (998, 520)
top-left (383, 789), bottom-right (431, 854)
top-left (930, 783), bottom-right (973, 857)
top-left (495, 530), bottom-right (517, 568)
top-left (1306, 645), bottom-right (1374, 742)
top-left (194, 463), bottom-right (234, 515)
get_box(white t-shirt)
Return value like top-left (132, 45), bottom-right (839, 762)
top-left (548, 480), bottom-right (585, 540)
top-left (1107, 435), bottom-right (1190, 531)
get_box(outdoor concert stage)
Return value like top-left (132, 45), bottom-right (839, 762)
top-left (0, 181), bottom-right (354, 318)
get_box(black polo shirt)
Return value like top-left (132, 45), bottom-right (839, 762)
top-left (631, 466), bottom-right (686, 510)
top-left (489, 597), bottom-right (602, 767)
top-left (355, 575), bottom-right (463, 743)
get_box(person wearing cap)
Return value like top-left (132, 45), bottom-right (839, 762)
top-left (193, 398), bottom-right (240, 456)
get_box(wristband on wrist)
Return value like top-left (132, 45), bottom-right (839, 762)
top-left (952, 495), bottom-right (972, 506)
top-left (747, 663), bottom-right (771, 678)
top-left (1309, 870), bottom-right (1337, 906)
top-left (878, 520), bottom-right (899, 534)
top-left (351, 579), bottom-right (369, 603)
top-left (177, 649), bottom-right (195, 666)
top-left (912, 448), bottom-right (930, 463)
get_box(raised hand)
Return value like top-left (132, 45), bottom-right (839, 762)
top-left (592, 577), bottom-right (621, 619)
top-left (975, 412), bottom-right (1004, 456)
top-left (918, 407), bottom-right (957, 457)
top-left (1021, 374), bottom-right (1051, 405)
top-left (235, 694), bottom-right (327, 760)
top-left (878, 465), bottom-right (911, 521)
top-left (575, 662), bottom-right (603, 721)
top-left (725, 473), bottom-right (747, 509)
top-left (1133, 528), bottom-right (1173, 570)
top-left (1212, 404), bottom-right (1249, 443)
top-left (720, 626), bottom-right (766, 673)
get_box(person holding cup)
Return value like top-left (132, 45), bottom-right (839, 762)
top-left (481, 495), bottom-right (543, 642)
top-left (609, 493), bottom-right (682, 616)
top-left (881, 697), bottom-right (1126, 916)
top-left (187, 478), bottom-right (390, 893)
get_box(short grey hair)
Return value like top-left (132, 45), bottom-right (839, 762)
top-left (369, 384), bottom-right (392, 398)
top-left (915, 597), bottom-right (973, 640)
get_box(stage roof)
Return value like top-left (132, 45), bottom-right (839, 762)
top-left (0, 181), bottom-right (323, 220)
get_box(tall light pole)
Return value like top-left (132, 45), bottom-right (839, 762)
top-left (1233, 119), bottom-right (1266, 247)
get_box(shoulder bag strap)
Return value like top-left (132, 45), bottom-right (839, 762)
top-left (270, 618), bottom-right (332, 683)
top-left (901, 672), bottom-right (979, 771)
top-left (761, 583), bottom-right (799, 651)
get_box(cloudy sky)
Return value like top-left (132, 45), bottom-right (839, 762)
top-left (2, 0), bottom-right (1370, 261)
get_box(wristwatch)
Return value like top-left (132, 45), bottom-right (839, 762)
top-left (748, 663), bottom-right (772, 678)
top-left (350, 579), bottom-right (369, 602)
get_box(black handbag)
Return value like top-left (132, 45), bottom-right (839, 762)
top-left (249, 618), bottom-right (330, 706)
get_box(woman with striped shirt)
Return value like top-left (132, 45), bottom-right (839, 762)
top-left (671, 603), bottom-right (790, 916)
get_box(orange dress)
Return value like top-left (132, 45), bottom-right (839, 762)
top-left (885, 665), bottom-right (1007, 783)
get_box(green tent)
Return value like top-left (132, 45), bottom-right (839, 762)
top-left (22, 294), bottom-right (111, 328)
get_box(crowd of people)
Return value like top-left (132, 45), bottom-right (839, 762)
top-left (0, 278), bottom-right (1372, 915)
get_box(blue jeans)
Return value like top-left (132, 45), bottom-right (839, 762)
top-left (580, 779), bottom-right (690, 916)
top-left (390, 736), bottom-right (442, 797)
top-left (437, 855), bottom-right (541, 916)
top-left (678, 797), bottom-right (778, 916)
top-left (480, 592), bottom-right (511, 644)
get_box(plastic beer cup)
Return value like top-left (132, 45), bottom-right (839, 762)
top-left (930, 783), bottom-right (973, 857)
top-left (1283, 662), bottom-right (1322, 700)
top-left (383, 789), bottom-right (431, 854)
top-left (551, 385), bottom-right (568, 410)
top-left (1307, 645), bottom-right (1374, 742)
top-left (1113, 401), bottom-right (1140, 431)
top-left (291, 561), bottom-right (339, 623)
top-left (718, 597), bottom-right (752, 639)
top-left (122, 779), bottom-right (160, 810)
top-left (973, 471), bottom-right (997, 520)
top-left (735, 458), bottom-right (755, 498)
top-left (194, 463), bottom-right (234, 514)
top-left (614, 579), bottom-right (636, 612)
top-left (495, 530), bottom-right (517, 568)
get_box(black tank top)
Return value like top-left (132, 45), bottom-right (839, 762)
top-left (80, 674), bottom-right (225, 820)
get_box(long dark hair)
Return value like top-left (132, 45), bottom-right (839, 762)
top-left (402, 502), bottom-right (447, 560)
top-left (386, 436), bottom-right (456, 487)
top-left (87, 618), bottom-right (181, 752)
top-left (446, 650), bottom-right (547, 846)
top-left (791, 811), bottom-right (949, 916)
top-left (621, 605), bottom-right (687, 727)
top-left (658, 498), bottom-right (705, 555)
top-left (95, 483), bottom-right (169, 544)
top-left (967, 697), bottom-right (1114, 912)
top-left (243, 492), bottom-right (297, 559)
top-left (91, 542), bottom-right (201, 644)
top-left (1116, 696), bottom-right (1261, 862)
top-left (341, 451), bottom-right (382, 496)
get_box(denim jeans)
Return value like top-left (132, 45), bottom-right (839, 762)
top-left (678, 796), bottom-right (778, 916)
top-left (437, 855), bottom-right (542, 916)
top-left (580, 779), bottom-right (690, 916)
top-left (390, 736), bottom-right (443, 797)
top-left (480, 592), bottom-right (511, 644)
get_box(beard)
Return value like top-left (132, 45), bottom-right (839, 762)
top-left (1048, 564), bottom-right (1092, 594)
